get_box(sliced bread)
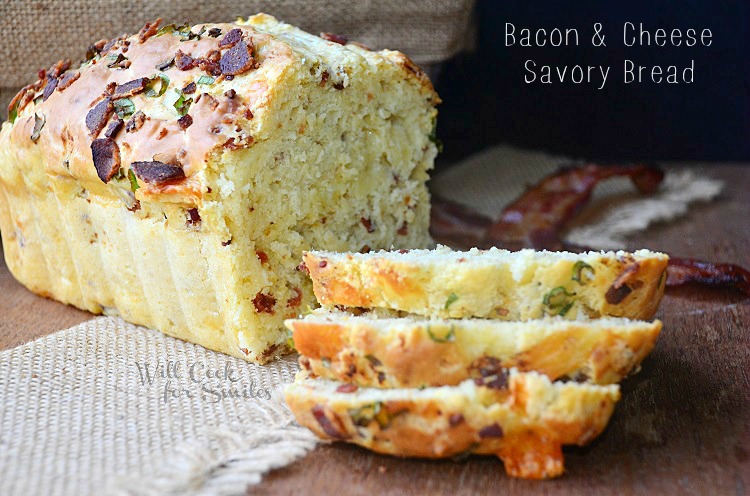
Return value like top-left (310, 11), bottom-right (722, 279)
top-left (287, 311), bottom-right (662, 387)
top-left (303, 246), bottom-right (668, 320)
top-left (285, 369), bottom-right (620, 479)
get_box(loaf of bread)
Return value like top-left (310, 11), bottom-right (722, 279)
top-left (303, 246), bottom-right (668, 320)
top-left (288, 310), bottom-right (662, 387)
top-left (0, 14), bottom-right (439, 362)
top-left (285, 369), bottom-right (620, 479)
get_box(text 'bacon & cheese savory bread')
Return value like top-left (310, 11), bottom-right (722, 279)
top-left (0, 14), bottom-right (439, 362)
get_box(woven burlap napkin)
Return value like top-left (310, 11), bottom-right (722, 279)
top-left (0, 145), bottom-right (723, 496)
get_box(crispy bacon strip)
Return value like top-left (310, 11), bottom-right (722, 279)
top-left (429, 163), bottom-right (750, 296)
top-left (667, 258), bottom-right (750, 296)
top-left (430, 196), bottom-right (492, 249)
top-left (485, 163), bottom-right (664, 250)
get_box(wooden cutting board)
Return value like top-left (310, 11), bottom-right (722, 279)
top-left (2, 164), bottom-right (748, 495)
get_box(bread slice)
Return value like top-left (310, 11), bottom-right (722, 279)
top-left (287, 310), bottom-right (662, 387)
top-left (303, 246), bottom-right (668, 320)
top-left (285, 369), bottom-right (620, 479)
top-left (0, 14), bottom-right (438, 363)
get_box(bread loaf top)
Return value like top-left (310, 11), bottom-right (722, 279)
top-left (0, 13), bottom-right (438, 205)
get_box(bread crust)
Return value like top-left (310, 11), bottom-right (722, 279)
top-left (288, 314), bottom-right (662, 387)
top-left (285, 370), bottom-right (620, 479)
top-left (304, 247), bottom-right (668, 320)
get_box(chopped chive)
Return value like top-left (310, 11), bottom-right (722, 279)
top-left (113, 98), bottom-right (135, 118)
top-left (350, 401), bottom-right (389, 428)
top-left (145, 73), bottom-right (170, 97)
top-left (572, 261), bottom-right (595, 284)
top-left (172, 90), bottom-right (192, 116)
top-left (196, 75), bottom-right (216, 85)
top-left (30, 113), bottom-right (45, 142)
top-left (426, 324), bottom-right (456, 343)
top-left (542, 286), bottom-right (576, 316)
top-left (127, 169), bottom-right (140, 192)
top-left (444, 292), bottom-right (459, 310)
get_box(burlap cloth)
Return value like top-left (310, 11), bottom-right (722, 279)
top-left (0, 0), bottom-right (476, 113)
top-left (0, 145), bottom-right (722, 496)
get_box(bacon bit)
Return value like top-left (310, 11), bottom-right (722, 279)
top-left (90, 138), bottom-right (121, 183)
top-left (156, 58), bottom-right (175, 71)
top-left (287, 287), bottom-right (303, 308)
top-left (333, 81), bottom-right (345, 90)
top-left (182, 82), bottom-right (196, 94)
top-left (320, 71), bottom-right (329, 86)
top-left (397, 222), bottom-right (408, 236)
top-left (177, 114), bottom-right (193, 130)
top-left (114, 78), bottom-right (150, 98)
top-left (224, 89), bottom-right (236, 99)
top-left (186, 208), bottom-right (201, 226)
top-left (131, 161), bottom-right (185, 184)
top-left (667, 258), bottom-right (750, 296)
top-left (470, 356), bottom-right (504, 379)
top-left (244, 108), bottom-right (254, 120)
top-left (196, 58), bottom-right (221, 76)
top-left (312, 405), bottom-right (349, 439)
top-left (296, 261), bottom-right (309, 274)
top-left (57, 71), bottom-right (80, 91)
top-left (449, 413), bottom-right (465, 427)
top-left (103, 117), bottom-right (123, 139)
top-left (175, 50), bottom-right (196, 70)
top-left (208, 27), bottom-right (222, 38)
top-left (48, 59), bottom-right (71, 78)
top-left (321, 32), bottom-right (348, 45)
top-left (125, 111), bottom-right (147, 133)
top-left (85, 98), bottom-right (113, 136)
top-left (218, 28), bottom-right (243, 48)
top-left (256, 251), bottom-right (269, 264)
top-left (360, 245), bottom-right (371, 254)
top-left (318, 260), bottom-right (328, 268)
top-left (360, 217), bottom-right (375, 233)
top-left (261, 344), bottom-right (280, 359)
top-left (222, 239), bottom-right (232, 246)
top-left (219, 40), bottom-right (257, 76)
top-left (605, 263), bottom-right (640, 305)
top-left (102, 82), bottom-right (117, 96)
top-left (156, 128), bottom-right (168, 140)
top-left (398, 249), bottom-right (408, 254)
top-left (223, 136), bottom-right (254, 150)
top-left (336, 383), bottom-right (358, 393)
top-left (107, 53), bottom-right (130, 69)
top-left (253, 293), bottom-right (276, 314)
top-left (240, 347), bottom-right (249, 355)
top-left (138, 18), bottom-right (162, 43)
top-left (478, 423), bottom-right (504, 438)
top-left (201, 93), bottom-right (219, 110)
top-left (42, 78), bottom-right (58, 101)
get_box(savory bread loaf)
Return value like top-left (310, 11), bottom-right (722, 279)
top-left (0, 14), bottom-right (439, 362)
top-left (285, 369), bottom-right (620, 479)
top-left (288, 310), bottom-right (662, 387)
top-left (303, 246), bottom-right (668, 320)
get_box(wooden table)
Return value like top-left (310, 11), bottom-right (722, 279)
top-left (2, 165), bottom-right (749, 495)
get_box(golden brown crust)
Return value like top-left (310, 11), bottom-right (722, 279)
top-left (289, 315), bottom-right (661, 387)
top-left (304, 248), bottom-right (669, 321)
top-left (285, 370), bottom-right (620, 479)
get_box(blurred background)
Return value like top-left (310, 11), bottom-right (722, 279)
top-left (2, 0), bottom-right (748, 168)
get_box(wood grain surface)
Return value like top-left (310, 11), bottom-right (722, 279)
top-left (1, 165), bottom-right (748, 495)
